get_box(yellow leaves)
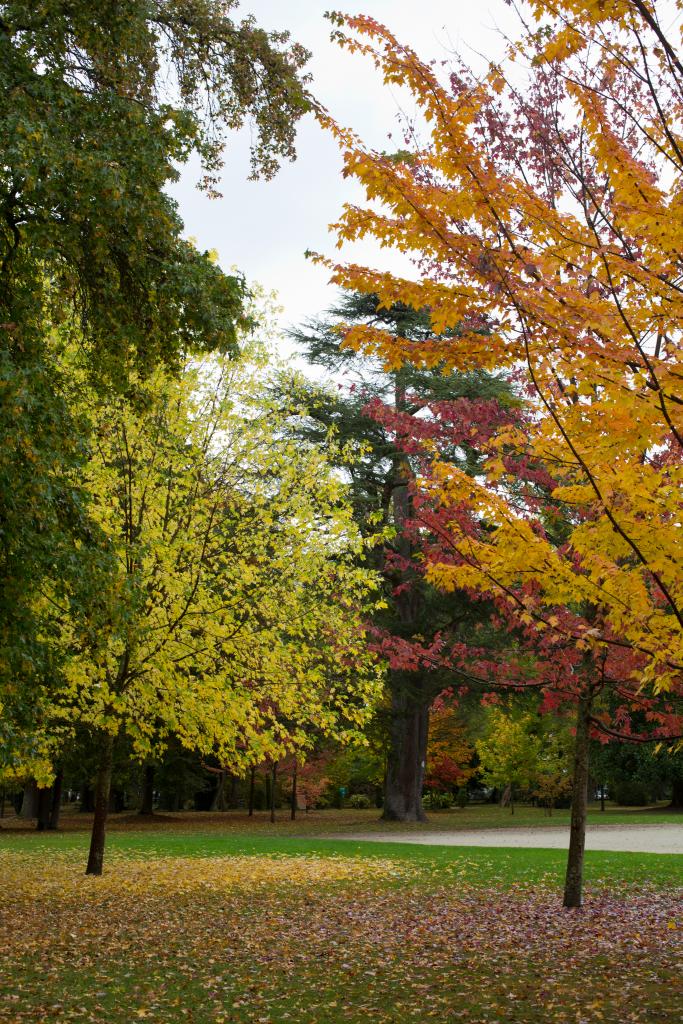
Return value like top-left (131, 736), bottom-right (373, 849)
top-left (537, 27), bottom-right (586, 64)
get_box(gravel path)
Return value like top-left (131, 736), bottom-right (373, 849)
top-left (327, 824), bottom-right (683, 854)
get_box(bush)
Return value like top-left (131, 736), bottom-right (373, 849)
top-left (422, 791), bottom-right (453, 810)
top-left (455, 787), bottom-right (469, 808)
top-left (348, 793), bottom-right (372, 809)
top-left (613, 780), bottom-right (652, 806)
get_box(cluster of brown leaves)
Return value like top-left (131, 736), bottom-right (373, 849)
top-left (1, 849), bottom-right (681, 1023)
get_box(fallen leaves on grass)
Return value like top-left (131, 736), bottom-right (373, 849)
top-left (0, 849), bottom-right (680, 1023)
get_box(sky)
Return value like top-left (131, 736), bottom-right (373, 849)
top-left (168, 1), bottom-right (519, 353)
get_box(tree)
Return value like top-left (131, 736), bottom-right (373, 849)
top-left (476, 709), bottom-right (542, 814)
top-left (36, 337), bottom-right (381, 873)
top-left (0, 0), bottom-right (310, 766)
top-left (424, 704), bottom-right (475, 795)
top-left (281, 291), bottom-right (512, 821)
top-left (317, 3), bottom-right (683, 907)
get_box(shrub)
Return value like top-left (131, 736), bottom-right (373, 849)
top-left (422, 791), bottom-right (453, 810)
top-left (455, 787), bottom-right (469, 808)
top-left (613, 780), bottom-right (652, 806)
top-left (348, 793), bottom-right (372, 809)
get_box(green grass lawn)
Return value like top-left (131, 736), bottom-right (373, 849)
top-left (1, 827), bottom-right (681, 1023)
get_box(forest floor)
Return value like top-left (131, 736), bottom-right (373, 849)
top-left (1, 827), bottom-right (682, 1023)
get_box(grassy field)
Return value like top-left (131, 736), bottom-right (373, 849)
top-left (1, 800), bottom-right (681, 837)
top-left (1, 823), bottom-right (681, 1023)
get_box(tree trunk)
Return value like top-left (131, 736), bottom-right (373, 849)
top-left (85, 733), bottom-right (115, 876)
top-left (210, 771), bottom-right (227, 812)
top-left (35, 786), bottom-right (52, 831)
top-left (139, 764), bottom-right (155, 815)
top-left (270, 762), bottom-right (277, 824)
top-left (19, 779), bottom-right (38, 819)
top-left (510, 784), bottom-right (514, 816)
top-left (79, 783), bottom-right (95, 812)
top-left (563, 693), bottom-right (592, 909)
top-left (264, 769), bottom-right (271, 815)
top-left (48, 770), bottom-right (63, 830)
top-left (248, 766), bottom-right (255, 817)
top-left (669, 777), bottom-right (683, 810)
top-left (600, 783), bottom-right (605, 813)
top-left (382, 673), bottom-right (428, 822)
top-left (291, 761), bottom-right (297, 821)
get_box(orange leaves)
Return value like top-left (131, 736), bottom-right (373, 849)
top-left (316, 7), bottom-right (683, 697)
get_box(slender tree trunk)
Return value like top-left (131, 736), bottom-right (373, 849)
top-left (291, 761), bottom-right (297, 821)
top-left (600, 783), bottom-right (605, 813)
top-left (248, 766), bottom-right (255, 817)
top-left (210, 771), bottom-right (226, 812)
top-left (510, 784), bottom-right (514, 816)
top-left (85, 733), bottom-right (115, 876)
top-left (139, 764), bottom-right (155, 815)
top-left (0, 786), bottom-right (5, 820)
top-left (382, 673), bottom-right (428, 822)
top-left (47, 770), bottom-right (63, 830)
top-left (270, 762), bottom-right (277, 824)
top-left (264, 769), bottom-right (271, 815)
top-left (563, 693), bottom-right (592, 909)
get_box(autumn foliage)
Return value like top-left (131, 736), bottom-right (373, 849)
top-left (318, 3), bottom-right (683, 707)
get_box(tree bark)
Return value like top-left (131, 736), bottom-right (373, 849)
top-left (48, 770), bottom-right (63, 830)
top-left (248, 766), bottom-right (255, 817)
top-left (382, 673), bottom-right (428, 822)
top-left (139, 764), bottom-right (155, 815)
top-left (290, 761), bottom-right (297, 821)
top-left (85, 733), bottom-right (115, 876)
top-left (270, 762), bottom-right (277, 824)
top-left (563, 693), bottom-right (592, 909)
top-left (19, 779), bottom-right (38, 819)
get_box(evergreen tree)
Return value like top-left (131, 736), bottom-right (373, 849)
top-left (281, 292), bottom-right (511, 820)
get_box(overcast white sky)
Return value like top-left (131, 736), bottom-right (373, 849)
top-left (169, 1), bottom-right (519, 351)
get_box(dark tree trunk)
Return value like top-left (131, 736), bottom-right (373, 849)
top-left (270, 762), bottom-right (277, 824)
top-left (248, 766), bottom-right (256, 817)
top-left (79, 783), bottom-right (95, 812)
top-left (48, 770), bottom-right (63, 830)
top-left (382, 673), bottom-right (428, 822)
top-left (600, 783), bottom-right (605, 812)
top-left (0, 787), bottom-right (5, 820)
top-left (669, 778), bottom-right (683, 809)
top-left (19, 779), bottom-right (38, 819)
top-left (85, 733), bottom-right (115, 876)
top-left (264, 769), bottom-right (271, 815)
top-left (291, 761), bottom-right (297, 821)
top-left (563, 693), bottom-right (592, 909)
top-left (139, 765), bottom-right (155, 815)
top-left (382, 432), bottom-right (430, 823)
top-left (35, 786), bottom-right (52, 831)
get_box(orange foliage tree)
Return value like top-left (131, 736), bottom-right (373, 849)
top-left (318, 2), bottom-right (683, 906)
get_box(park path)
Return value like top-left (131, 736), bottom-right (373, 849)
top-left (327, 824), bottom-right (683, 855)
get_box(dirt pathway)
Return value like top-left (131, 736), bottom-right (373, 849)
top-left (326, 824), bottom-right (683, 854)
